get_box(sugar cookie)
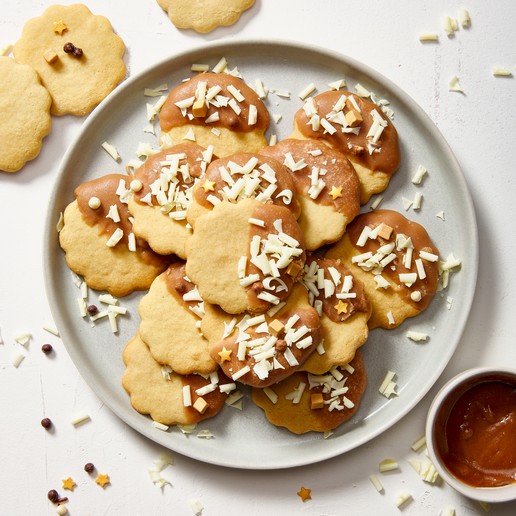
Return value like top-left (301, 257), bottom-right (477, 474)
top-left (252, 350), bottom-right (367, 434)
top-left (185, 198), bottom-right (305, 314)
top-left (260, 138), bottom-right (361, 250)
top-left (59, 174), bottom-right (169, 297)
top-left (326, 209), bottom-right (440, 329)
top-left (128, 142), bottom-right (215, 258)
top-left (0, 57), bottom-right (51, 173)
top-left (159, 72), bottom-right (269, 157)
top-left (13, 3), bottom-right (126, 116)
top-left (291, 90), bottom-right (400, 204)
top-left (138, 262), bottom-right (217, 375)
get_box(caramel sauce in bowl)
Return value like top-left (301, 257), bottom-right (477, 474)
top-left (426, 367), bottom-right (516, 503)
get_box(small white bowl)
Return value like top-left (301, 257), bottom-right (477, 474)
top-left (426, 366), bottom-right (516, 503)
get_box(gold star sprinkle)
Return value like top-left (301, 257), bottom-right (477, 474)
top-left (297, 486), bottom-right (312, 502)
top-left (95, 473), bottom-right (110, 489)
top-left (329, 186), bottom-right (343, 200)
top-left (334, 300), bottom-right (348, 314)
top-left (53, 20), bottom-right (68, 35)
top-left (217, 346), bottom-right (232, 362)
top-left (202, 180), bottom-right (215, 192)
top-left (62, 477), bottom-right (76, 491)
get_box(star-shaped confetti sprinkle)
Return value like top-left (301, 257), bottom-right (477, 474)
top-left (95, 473), bottom-right (110, 488)
top-left (329, 185), bottom-right (343, 200)
top-left (217, 346), bottom-right (232, 362)
top-left (202, 180), bottom-right (215, 192)
top-left (297, 486), bottom-right (312, 502)
top-left (53, 20), bottom-right (68, 35)
top-left (62, 477), bottom-right (76, 491)
top-left (334, 300), bottom-right (348, 314)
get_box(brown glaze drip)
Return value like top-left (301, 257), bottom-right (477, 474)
top-left (181, 370), bottom-right (231, 423)
top-left (160, 72), bottom-right (269, 133)
top-left (308, 256), bottom-right (370, 323)
top-left (75, 174), bottom-right (169, 268)
top-left (133, 142), bottom-right (212, 205)
top-left (193, 152), bottom-right (300, 216)
top-left (245, 203), bottom-right (306, 313)
top-left (259, 139), bottom-right (361, 219)
top-left (347, 209), bottom-right (439, 310)
top-left (163, 262), bottom-right (202, 313)
top-left (213, 305), bottom-right (322, 388)
top-left (294, 91), bottom-right (400, 175)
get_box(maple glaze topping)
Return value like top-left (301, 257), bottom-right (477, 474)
top-left (260, 138), bottom-right (361, 218)
top-left (347, 209), bottom-right (439, 310)
top-left (435, 378), bottom-right (516, 488)
top-left (160, 72), bottom-right (269, 133)
top-left (193, 152), bottom-right (300, 216)
top-left (133, 142), bottom-right (210, 205)
top-left (294, 90), bottom-right (400, 175)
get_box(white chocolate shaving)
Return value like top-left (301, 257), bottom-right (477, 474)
top-left (101, 141), bottom-right (121, 161)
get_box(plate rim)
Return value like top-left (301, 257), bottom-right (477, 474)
top-left (43, 38), bottom-right (479, 470)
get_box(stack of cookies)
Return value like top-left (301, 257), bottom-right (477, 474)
top-left (59, 64), bottom-right (440, 434)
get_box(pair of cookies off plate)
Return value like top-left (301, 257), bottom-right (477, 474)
top-left (1, 4), bottom-right (125, 173)
top-left (59, 66), bottom-right (440, 435)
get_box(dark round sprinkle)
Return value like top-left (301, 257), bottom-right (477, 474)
top-left (87, 305), bottom-right (98, 316)
top-left (84, 462), bottom-right (95, 473)
top-left (41, 418), bottom-right (52, 429)
top-left (72, 47), bottom-right (83, 58)
top-left (41, 344), bottom-right (53, 354)
top-left (63, 42), bottom-right (75, 53)
top-left (47, 489), bottom-right (59, 503)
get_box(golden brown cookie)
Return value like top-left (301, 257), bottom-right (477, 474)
top-left (187, 152), bottom-right (300, 228)
top-left (252, 350), bottom-right (367, 434)
top-left (326, 209), bottom-right (440, 329)
top-left (208, 284), bottom-right (322, 388)
top-left (122, 333), bottom-right (231, 426)
top-left (291, 90), bottom-right (400, 204)
top-left (59, 174), bottom-right (170, 297)
top-left (299, 256), bottom-right (371, 375)
top-left (0, 57), bottom-right (52, 173)
top-left (185, 198), bottom-right (306, 314)
top-left (13, 4), bottom-right (126, 116)
top-left (157, 0), bottom-right (255, 33)
top-left (159, 72), bottom-right (269, 157)
top-left (260, 139), bottom-right (361, 250)
top-left (128, 142), bottom-right (215, 258)
top-left (138, 262), bottom-right (217, 375)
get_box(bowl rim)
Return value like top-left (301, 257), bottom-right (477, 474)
top-left (425, 366), bottom-right (516, 503)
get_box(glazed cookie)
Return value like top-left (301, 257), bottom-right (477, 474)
top-left (326, 209), bottom-right (440, 329)
top-left (299, 256), bottom-right (371, 375)
top-left (260, 139), bottom-right (361, 250)
top-left (122, 333), bottom-right (231, 426)
top-left (128, 142), bottom-right (215, 258)
top-left (252, 350), bottom-right (367, 434)
top-left (59, 174), bottom-right (170, 297)
top-left (291, 90), bottom-right (400, 204)
top-left (0, 57), bottom-right (51, 173)
top-left (187, 152), bottom-right (300, 228)
top-left (208, 283), bottom-right (323, 388)
top-left (13, 3), bottom-right (126, 116)
top-left (185, 198), bottom-right (306, 314)
top-left (157, 0), bottom-right (255, 33)
top-left (159, 72), bottom-right (269, 157)
top-left (138, 262), bottom-right (217, 375)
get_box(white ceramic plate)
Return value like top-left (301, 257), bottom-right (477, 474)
top-left (44, 40), bottom-right (478, 469)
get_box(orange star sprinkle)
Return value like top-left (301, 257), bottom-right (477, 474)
top-left (334, 300), bottom-right (348, 314)
top-left (329, 185), bottom-right (343, 200)
top-left (95, 473), bottom-right (110, 488)
top-left (217, 346), bottom-right (232, 362)
top-left (62, 477), bottom-right (76, 491)
top-left (202, 180), bottom-right (215, 192)
top-left (297, 486), bottom-right (312, 502)
top-left (53, 20), bottom-right (68, 35)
